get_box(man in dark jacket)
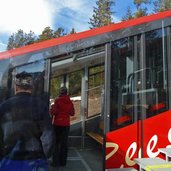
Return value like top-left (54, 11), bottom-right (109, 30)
top-left (50, 86), bottom-right (75, 167)
top-left (0, 72), bottom-right (55, 171)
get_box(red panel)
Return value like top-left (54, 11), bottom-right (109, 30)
top-left (1, 10), bottom-right (171, 60)
top-left (106, 110), bottom-right (171, 169)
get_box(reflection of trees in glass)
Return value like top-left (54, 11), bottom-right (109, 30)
top-left (50, 77), bottom-right (61, 99)
top-left (68, 71), bottom-right (82, 123)
top-left (88, 65), bottom-right (104, 117)
top-left (89, 65), bottom-right (104, 97)
top-left (145, 29), bottom-right (165, 88)
top-left (89, 66), bottom-right (104, 85)
top-left (69, 71), bottom-right (82, 96)
top-left (32, 72), bottom-right (45, 97)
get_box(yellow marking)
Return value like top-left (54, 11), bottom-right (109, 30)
top-left (145, 164), bottom-right (171, 171)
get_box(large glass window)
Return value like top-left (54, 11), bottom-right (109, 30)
top-left (145, 28), bottom-right (168, 116)
top-left (69, 70), bottom-right (82, 123)
top-left (87, 65), bottom-right (104, 118)
top-left (110, 28), bottom-right (169, 131)
top-left (110, 37), bottom-right (134, 130)
top-left (50, 76), bottom-right (62, 105)
top-left (0, 59), bottom-right (10, 103)
top-left (0, 58), bottom-right (47, 103)
top-left (49, 70), bottom-right (82, 124)
top-left (13, 60), bottom-right (46, 98)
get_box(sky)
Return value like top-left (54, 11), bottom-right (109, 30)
top-left (0, 0), bottom-right (151, 52)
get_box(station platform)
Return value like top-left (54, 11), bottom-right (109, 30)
top-left (49, 147), bottom-right (103, 171)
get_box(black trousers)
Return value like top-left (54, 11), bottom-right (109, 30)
top-left (52, 125), bottom-right (70, 166)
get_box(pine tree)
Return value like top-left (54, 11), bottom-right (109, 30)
top-left (53, 27), bottom-right (66, 38)
top-left (37, 26), bottom-right (54, 42)
top-left (7, 30), bottom-right (35, 50)
top-left (7, 35), bottom-right (15, 50)
top-left (134, 0), bottom-right (151, 18)
top-left (70, 28), bottom-right (76, 34)
top-left (25, 31), bottom-right (35, 45)
top-left (153, 0), bottom-right (171, 12)
top-left (122, 6), bottom-right (134, 21)
top-left (89, 0), bottom-right (114, 29)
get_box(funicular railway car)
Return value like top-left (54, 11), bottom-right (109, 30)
top-left (1, 10), bottom-right (171, 170)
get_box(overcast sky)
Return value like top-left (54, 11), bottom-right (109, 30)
top-left (0, 0), bottom-right (147, 52)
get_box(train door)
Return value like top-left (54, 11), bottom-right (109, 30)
top-left (49, 52), bottom-right (106, 139)
top-left (49, 60), bottom-right (83, 147)
top-left (50, 72), bottom-right (83, 138)
top-left (48, 46), bottom-right (106, 170)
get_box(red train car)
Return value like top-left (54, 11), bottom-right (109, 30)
top-left (1, 10), bottom-right (171, 170)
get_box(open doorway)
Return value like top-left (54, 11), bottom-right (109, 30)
top-left (49, 51), bottom-right (105, 171)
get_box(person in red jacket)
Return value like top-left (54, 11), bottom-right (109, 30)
top-left (50, 86), bottom-right (75, 167)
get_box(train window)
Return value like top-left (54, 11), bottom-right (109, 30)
top-left (13, 60), bottom-right (46, 98)
top-left (87, 65), bottom-right (104, 118)
top-left (68, 70), bottom-right (82, 124)
top-left (0, 58), bottom-right (47, 106)
top-left (50, 76), bottom-right (62, 105)
top-left (110, 28), bottom-right (169, 131)
top-left (0, 59), bottom-right (10, 103)
top-left (110, 37), bottom-right (134, 130)
top-left (145, 28), bottom-right (168, 117)
top-left (49, 69), bottom-right (82, 124)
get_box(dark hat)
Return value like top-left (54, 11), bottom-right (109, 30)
top-left (15, 72), bottom-right (33, 88)
top-left (59, 86), bottom-right (67, 95)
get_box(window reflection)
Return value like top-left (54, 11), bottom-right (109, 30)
top-left (88, 65), bottom-right (104, 118)
top-left (0, 59), bottom-right (10, 103)
top-left (14, 60), bottom-right (45, 97)
top-left (110, 37), bottom-right (134, 130)
top-left (69, 70), bottom-right (82, 124)
top-left (0, 59), bottom-right (46, 103)
top-left (49, 70), bottom-right (82, 124)
top-left (50, 76), bottom-right (62, 104)
top-left (145, 29), bottom-right (168, 116)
